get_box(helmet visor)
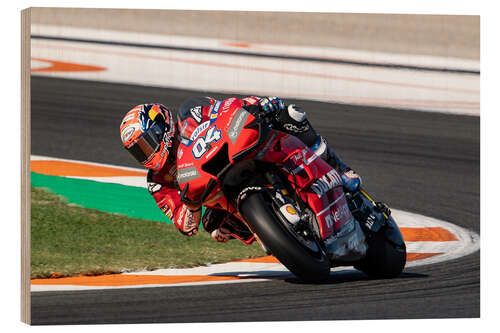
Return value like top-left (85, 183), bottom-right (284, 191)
top-left (125, 122), bottom-right (164, 164)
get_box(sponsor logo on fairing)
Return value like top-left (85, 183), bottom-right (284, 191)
top-left (323, 201), bottom-right (351, 230)
top-left (333, 203), bottom-right (351, 223)
top-left (325, 214), bottom-right (334, 228)
top-left (177, 166), bottom-right (201, 183)
top-left (213, 101), bottom-right (222, 112)
top-left (177, 162), bottom-right (194, 169)
top-left (289, 149), bottom-right (318, 174)
top-left (209, 101), bottom-right (222, 124)
top-left (189, 121), bottom-right (210, 141)
top-left (228, 109), bottom-right (250, 144)
top-left (311, 169), bottom-right (343, 198)
top-left (221, 98), bottom-right (236, 112)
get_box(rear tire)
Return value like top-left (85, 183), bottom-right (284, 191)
top-left (354, 220), bottom-right (407, 278)
top-left (239, 192), bottom-right (331, 283)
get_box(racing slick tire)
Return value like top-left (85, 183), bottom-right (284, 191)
top-left (354, 217), bottom-right (407, 278)
top-left (239, 192), bottom-right (331, 283)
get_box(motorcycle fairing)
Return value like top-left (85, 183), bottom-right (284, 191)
top-left (176, 98), bottom-right (264, 204)
top-left (258, 134), bottom-right (354, 240)
top-left (176, 98), bottom-right (353, 242)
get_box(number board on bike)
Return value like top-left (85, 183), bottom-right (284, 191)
top-left (192, 125), bottom-right (222, 159)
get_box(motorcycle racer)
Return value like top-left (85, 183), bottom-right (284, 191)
top-left (119, 96), bottom-right (378, 243)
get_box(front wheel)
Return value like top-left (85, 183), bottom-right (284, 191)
top-left (239, 192), bottom-right (331, 283)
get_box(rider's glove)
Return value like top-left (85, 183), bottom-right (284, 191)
top-left (177, 206), bottom-right (201, 236)
top-left (342, 169), bottom-right (362, 193)
top-left (259, 96), bottom-right (286, 115)
top-left (211, 227), bottom-right (232, 243)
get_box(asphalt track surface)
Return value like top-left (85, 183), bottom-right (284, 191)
top-left (30, 76), bottom-right (480, 324)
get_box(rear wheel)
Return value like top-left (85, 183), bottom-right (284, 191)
top-left (354, 217), bottom-right (407, 278)
top-left (239, 192), bottom-right (331, 283)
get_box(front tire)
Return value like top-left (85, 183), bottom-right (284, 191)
top-left (239, 192), bottom-right (331, 283)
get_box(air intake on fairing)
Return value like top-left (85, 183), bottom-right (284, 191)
top-left (201, 143), bottom-right (230, 177)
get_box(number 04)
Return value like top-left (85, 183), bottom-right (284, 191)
top-left (192, 126), bottom-right (222, 159)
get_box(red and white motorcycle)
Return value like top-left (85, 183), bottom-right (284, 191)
top-left (176, 98), bottom-right (406, 283)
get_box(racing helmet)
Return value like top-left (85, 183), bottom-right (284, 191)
top-left (120, 103), bottom-right (176, 171)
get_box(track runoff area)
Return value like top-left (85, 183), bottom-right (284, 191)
top-left (30, 24), bottom-right (479, 291)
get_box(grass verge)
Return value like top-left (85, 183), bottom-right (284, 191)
top-left (31, 186), bottom-right (265, 278)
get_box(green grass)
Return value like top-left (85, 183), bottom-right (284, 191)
top-left (30, 186), bottom-right (265, 278)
